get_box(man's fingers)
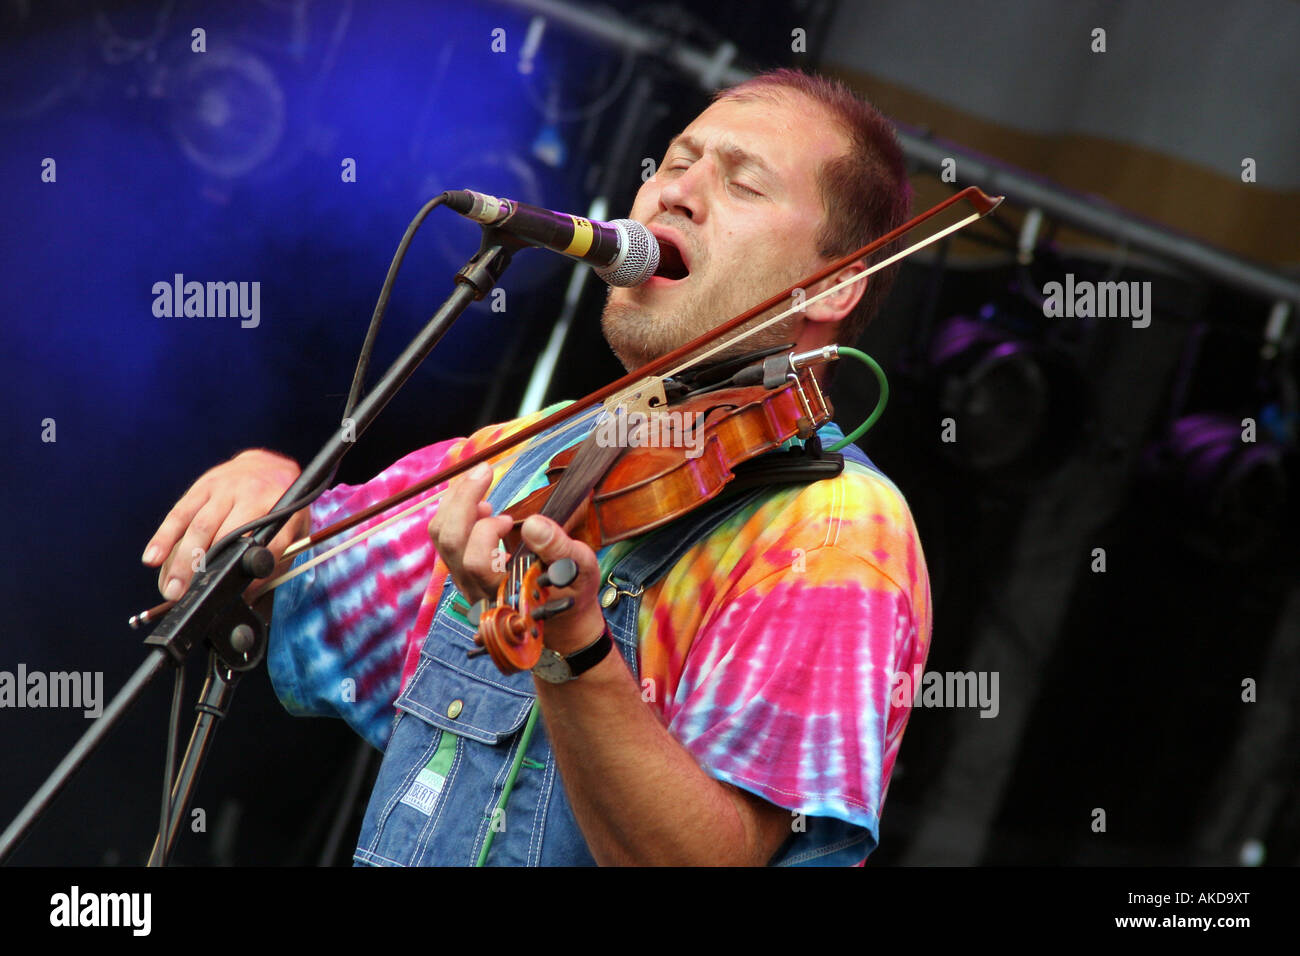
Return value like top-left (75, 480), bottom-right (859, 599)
top-left (142, 486), bottom-right (211, 566)
top-left (210, 509), bottom-right (255, 554)
top-left (426, 499), bottom-right (492, 545)
top-left (142, 450), bottom-right (304, 598)
top-left (157, 497), bottom-right (234, 600)
top-left (432, 463), bottom-right (493, 560)
top-left (521, 515), bottom-right (577, 564)
top-left (517, 515), bottom-right (605, 652)
top-left (455, 514), bottom-right (514, 601)
top-left (520, 515), bottom-right (600, 586)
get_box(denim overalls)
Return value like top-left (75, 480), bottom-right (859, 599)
top-left (352, 415), bottom-right (876, 866)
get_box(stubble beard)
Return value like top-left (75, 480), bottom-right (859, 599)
top-left (600, 272), bottom-right (802, 373)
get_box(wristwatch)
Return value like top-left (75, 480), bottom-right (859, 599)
top-left (531, 624), bottom-right (614, 683)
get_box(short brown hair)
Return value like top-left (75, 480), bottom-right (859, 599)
top-left (714, 69), bottom-right (912, 345)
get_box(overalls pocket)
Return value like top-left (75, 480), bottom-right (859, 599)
top-left (353, 599), bottom-right (593, 866)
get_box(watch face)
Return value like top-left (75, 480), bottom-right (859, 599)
top-left (532, 648), bottom-right (572, 684)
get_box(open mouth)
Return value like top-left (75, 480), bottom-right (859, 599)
top-left (651, 234), bottom-right (690, 281)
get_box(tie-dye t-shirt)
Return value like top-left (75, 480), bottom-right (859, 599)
top-left (268, 404), bottom-right (932, 864)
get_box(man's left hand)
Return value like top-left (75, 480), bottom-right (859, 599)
top-left (516, 513), bottom-right (608, 655)
top-left (427, 463), bottom-right (607, 656)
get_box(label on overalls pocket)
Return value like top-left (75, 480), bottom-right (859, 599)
top-left (399, 729), bottom-right (457, 816)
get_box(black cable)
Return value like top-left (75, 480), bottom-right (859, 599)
top-left (152, 662), bottom-right (184, 865)
top-left (343, 193), bottom-right (449, 415)
top-left (205, 193), bottom-right (450, 559)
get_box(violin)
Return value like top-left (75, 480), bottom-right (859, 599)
top-left (471, 351), bottom-right (837, 674)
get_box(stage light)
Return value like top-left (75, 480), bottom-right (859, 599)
top-left (924, 307), bottom-right (1088, 482)
top-left (162, 44), bottom-right (287, 180)
top-left (1140, 411), bottom-right (1289, 562)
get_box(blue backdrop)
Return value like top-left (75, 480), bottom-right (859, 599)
top-left (0, 0), bottom-right (594, 864)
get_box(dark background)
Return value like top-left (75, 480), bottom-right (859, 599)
top-left (1, 0), bottom-right (1295, 866)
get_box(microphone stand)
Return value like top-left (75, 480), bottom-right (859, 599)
top-left (0, 227), bottom-right (523, 866)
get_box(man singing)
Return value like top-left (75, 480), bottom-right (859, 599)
top-left (142, 68), bottom-right (930, 866)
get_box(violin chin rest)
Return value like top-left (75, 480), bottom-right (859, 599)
top-left (728, 442), bottom-right (844, 492)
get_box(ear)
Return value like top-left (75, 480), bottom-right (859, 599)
top-left (802, 259), bottom-right (867, 324)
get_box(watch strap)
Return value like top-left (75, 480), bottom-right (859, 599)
top-left (563, 623), bottom-right (614, 678)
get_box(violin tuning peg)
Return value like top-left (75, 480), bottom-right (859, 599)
top-left (530, 597), bottom-right (574, 622)
top-left (538, 558), bottom-right (578, 589)
top-left (467, 599), bottom-right (489, 628)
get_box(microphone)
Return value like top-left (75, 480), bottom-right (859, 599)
top-left (442, 189), bottom-right (683, 287)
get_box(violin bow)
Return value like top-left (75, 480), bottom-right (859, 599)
top-left (130, 185), bottom-right (1002, 626)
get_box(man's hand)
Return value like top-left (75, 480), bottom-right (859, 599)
top-left (426, 463), bottom-right (606, 652)
top-left (141, 449), bottom-right (308, 602)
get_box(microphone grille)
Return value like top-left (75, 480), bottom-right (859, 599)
top-left (595, 219), bottom-right (660, 287)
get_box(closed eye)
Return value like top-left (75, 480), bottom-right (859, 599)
top-left (662, 158), bottom-right (762, 197)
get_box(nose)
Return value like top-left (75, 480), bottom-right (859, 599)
top-left (656, 158), bottom-right (711, 223)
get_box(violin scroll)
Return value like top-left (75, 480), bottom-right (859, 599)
top-left (471, 557), bottom-right (580, 673)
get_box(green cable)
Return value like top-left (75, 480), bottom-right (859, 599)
top-left (476, 700), bottom-right (540, 867)
top-left (825, 347), bottom-right (889, 452)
